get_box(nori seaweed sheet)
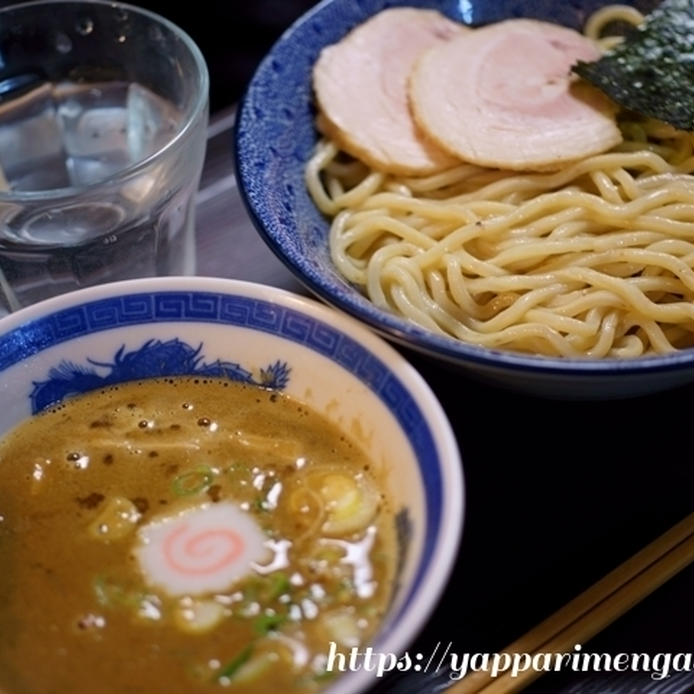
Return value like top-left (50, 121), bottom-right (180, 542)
top-left (574, 0), bottom-right (694, 131)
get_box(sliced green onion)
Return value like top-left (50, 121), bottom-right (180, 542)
top-left (253, 612), bottom-right (287, 636)
top-left (267, 571), bottom-right (290, 600)
top-left (227, 651), bottom-right (277, 686)
top-left (172, 466), bottom-right (215, 496)
top-left (216, 645), bottom-right (253, 682)
top-left (174, 599), bottom-right (226, 633)
top-left (93, 575), bottom-right (121, 606)
top-left (93, 575), bottom-right (143, 608)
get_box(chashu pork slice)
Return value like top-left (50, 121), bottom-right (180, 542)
top-left (409, 19), bottom-right (623, 171)
top-left (313, 8), bottom-right (467, 175)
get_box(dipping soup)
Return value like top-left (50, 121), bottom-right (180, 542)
top-left (0, 377), bottom-right (396, 693)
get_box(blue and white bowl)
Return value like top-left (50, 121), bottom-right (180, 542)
top-left (234, 0), bottom-right (692, 399)
top-left (0, 276), bottom-right (463, 694)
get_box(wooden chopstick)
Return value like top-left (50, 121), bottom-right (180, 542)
top-left (446, 513), bottom-right (694, 694)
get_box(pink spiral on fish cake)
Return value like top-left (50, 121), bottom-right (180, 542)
top-left (163, 523), bottom-right (244, 575)
top-left (135, 502), bottom-right (271, 596)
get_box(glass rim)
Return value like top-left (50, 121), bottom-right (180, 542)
top-left (0, 0), bottom-right (209, 203)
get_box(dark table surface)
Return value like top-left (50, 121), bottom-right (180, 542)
top-left (195, 108), bottom-right (694, 694)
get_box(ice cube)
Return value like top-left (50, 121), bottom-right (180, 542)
top-left (0, 82), bottom-right (71, 191)
top-left (57, 82), bottom-right (129, 158)
top-left (60, 104), bottom-right (128, 159)
top-left (66, 152), bottom-right (130, 187)
top-left (127, 83), bottom-right (179, 163)
top-left (56, 82), bottom-right (131, 186)
top-left (55, 81), bottom-right (130, 158)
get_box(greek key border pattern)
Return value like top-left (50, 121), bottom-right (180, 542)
top-left (0, 291), bottom-right (438, 471)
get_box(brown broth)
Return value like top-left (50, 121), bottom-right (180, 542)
top-left (0, 378), bottom-right (395, 693)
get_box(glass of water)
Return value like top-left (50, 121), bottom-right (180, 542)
top-left (0, 0), bottom-right (209, 313)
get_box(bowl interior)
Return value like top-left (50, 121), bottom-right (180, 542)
top-left (234, 0), bottom-right (692, 389)
top-left (0, 278), bottom-right (463, 694)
